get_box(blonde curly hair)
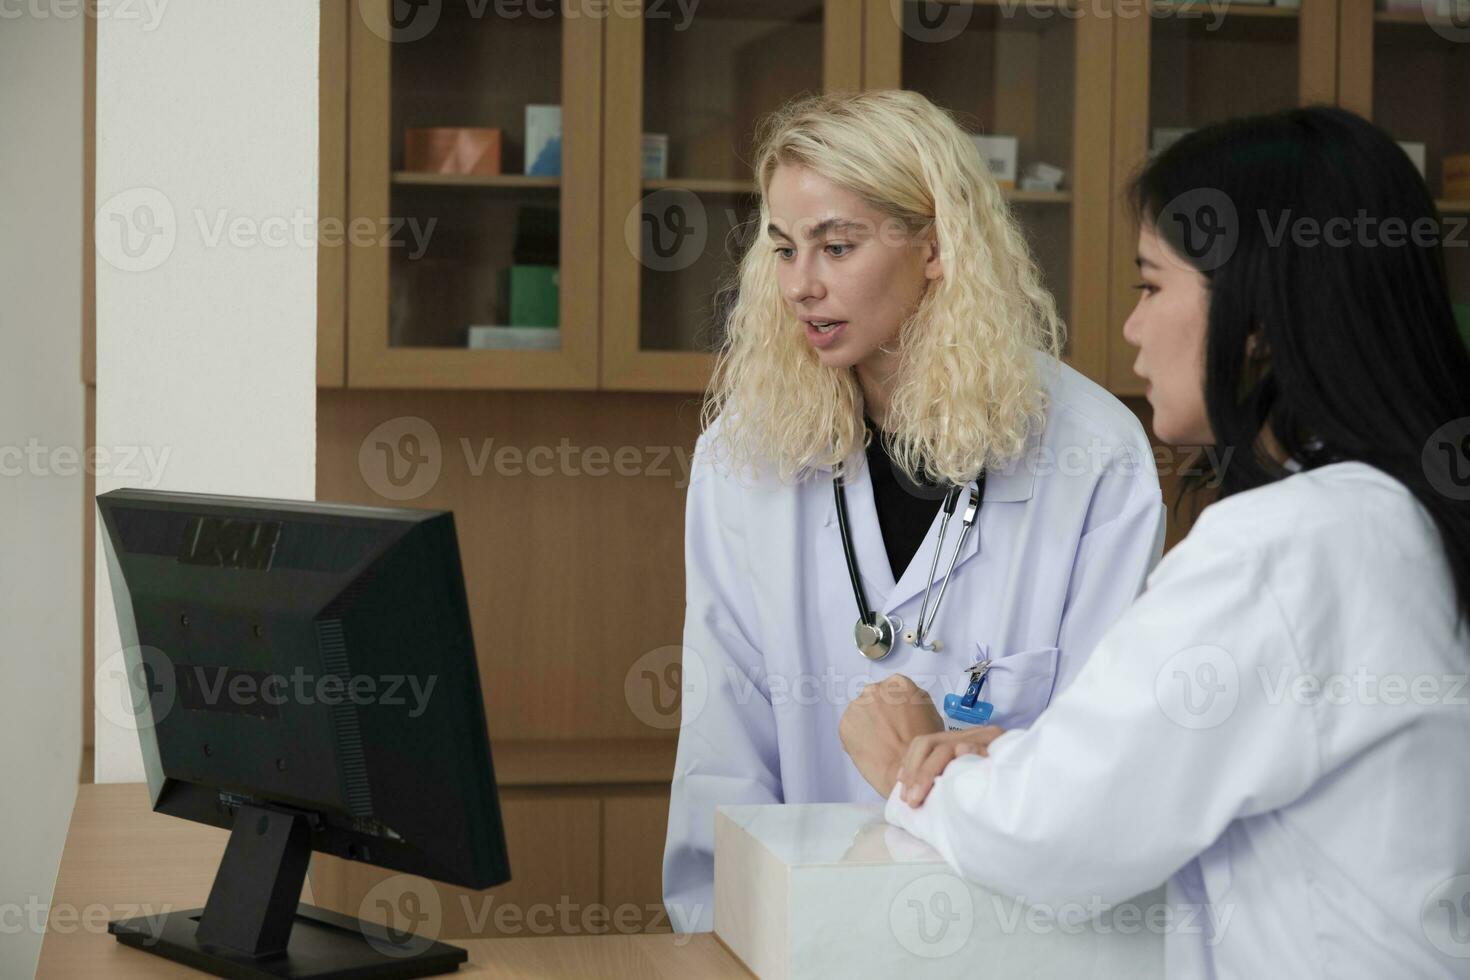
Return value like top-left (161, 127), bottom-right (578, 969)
top-left (701, 89), bottom-right (1064, 487)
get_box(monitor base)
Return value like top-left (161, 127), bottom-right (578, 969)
top-left (110, 903), bottom-right (468, 979)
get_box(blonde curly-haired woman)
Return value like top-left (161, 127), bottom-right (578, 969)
top-left (662, 90), bottom-right (1166, 932)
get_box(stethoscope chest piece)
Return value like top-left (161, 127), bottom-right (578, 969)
top-left (855, 613), bottom-right (903, 661)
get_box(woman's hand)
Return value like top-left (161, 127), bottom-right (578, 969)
top-left (895, 725), bottom-right (1007, 807)
top-left (839, 674), bottom-right (945, 797)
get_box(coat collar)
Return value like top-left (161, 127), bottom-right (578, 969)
top-left (819, 440), bottom-right (1036, 614)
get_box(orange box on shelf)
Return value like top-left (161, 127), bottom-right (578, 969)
top-left (403, 127), bottom-right (503, 175)
top-left (1444, 153), bottom-right (1470, 202)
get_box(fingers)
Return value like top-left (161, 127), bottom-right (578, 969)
top-left (904, 742), bottom-right (954, 806)
top-left (895, 727), bottom-right (1008, 807)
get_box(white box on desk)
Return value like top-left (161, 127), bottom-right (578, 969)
top-left (714, 803), bottom-right (1164, 980)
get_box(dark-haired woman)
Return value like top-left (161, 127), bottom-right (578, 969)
top-left (839, 104), bottom-right (1470, 977)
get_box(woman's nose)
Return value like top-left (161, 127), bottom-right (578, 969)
top-left (786, 264), bottom-right (824, 304)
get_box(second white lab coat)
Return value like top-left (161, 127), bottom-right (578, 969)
top-left (886, 460), bottom-right (1470, 978)
top-left (664, 355), bottom-right (1167, 932)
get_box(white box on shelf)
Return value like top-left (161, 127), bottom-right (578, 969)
top-left (1398, 141), bottom-right (1427, 179)
top-left (642, 132), bottom-right (669, 180)
top-left (524, 104), bottom-right (562, 176)
top-left (970, 134), bottom-right (1018, 189)
top-left (714, 803), bottom-right (1165, 980)
top-left (1151, 127), bottom-right (1195, 155)
top-left (467, 325), bottom-right (560, 350)
top-left (1020, 161), bottom-right (1066, 192)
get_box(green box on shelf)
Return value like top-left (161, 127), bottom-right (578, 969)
top-left (497, 265), bottom-right (559, 328)
top-left (1456, 303), bottom-right (1470, 351)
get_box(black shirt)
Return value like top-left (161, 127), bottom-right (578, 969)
top-left (862, 416), bottom-right (947, 581)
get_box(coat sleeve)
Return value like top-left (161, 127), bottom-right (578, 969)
top-left (884, 513), bottom-right (1321, 907)
top-left (662, 432), bottom-right (782, 933)
top-left (1052, 447), bottom-right (1167, 695)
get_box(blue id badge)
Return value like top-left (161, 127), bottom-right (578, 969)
top-left (943, 643), bottom-right (994, 731)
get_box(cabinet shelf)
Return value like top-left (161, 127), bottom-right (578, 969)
top-left (1440, 200), bottom-right (1470, 215)
top-left (1375, 8), bottom-right (1470, 28)
top-left (392, 172), bottom-right (561, 190)
top-left (1150, 1), bottom-right (1302, 17)
top-left (640, 177), bottom-right (1071, 206)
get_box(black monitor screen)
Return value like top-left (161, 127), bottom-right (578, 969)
top-left (97, 488), bottom-right (510, 892)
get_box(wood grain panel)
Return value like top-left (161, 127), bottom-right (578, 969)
top-left (316, 388), bottom-right (702, 740)
top-left (602, 790), bottom-right (675, 930)
top-left (308, 789), bottom-right (600, 940)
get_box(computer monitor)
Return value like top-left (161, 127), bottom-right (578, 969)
top-left (96, 488), bottom-right (511, 979)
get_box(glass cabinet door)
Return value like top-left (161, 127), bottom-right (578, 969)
top-left (864, 0), bottom-right (1115, 386)
top-left (348, 0), bottom-right (601, 388)
top-left (601, 0), bottom-right (863, 391)
top-left (1108, 0), bottom-right (1337, 392)
top-left (1341, 0), bottom-right (1470, 341)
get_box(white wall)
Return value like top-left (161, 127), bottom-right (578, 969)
top-left (93, 1), bottom-right (320, 782)
top-left (0, 11), bottom-right (84, 978)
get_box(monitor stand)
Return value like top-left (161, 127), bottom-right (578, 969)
top-left (108, 803), bottom-right (469, 979)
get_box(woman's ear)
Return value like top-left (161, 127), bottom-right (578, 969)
top-left (923, 232), bottom-right (943, 282)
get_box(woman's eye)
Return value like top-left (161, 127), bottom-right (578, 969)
top-left (774, 246), bottom-right (793, 259)
top-left (1133, 282), bottom-right (1156, 297)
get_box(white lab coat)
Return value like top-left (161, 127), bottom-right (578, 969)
top-left (664, 356), bottom-right (1167, 932)
top-left (886, 460), bottom-right (1470, 978)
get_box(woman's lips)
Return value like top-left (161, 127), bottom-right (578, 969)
top-left (805, 320), bottom-right (847, 349)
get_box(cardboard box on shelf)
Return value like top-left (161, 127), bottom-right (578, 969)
top-left (404, 128), bottom-right (502, 175)
top-left (1443, 153), bottom-right (1470, 202)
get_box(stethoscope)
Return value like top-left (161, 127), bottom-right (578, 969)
top-left (833, 463), bottom-right (985, 661)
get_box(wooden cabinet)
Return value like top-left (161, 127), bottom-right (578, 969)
top-left (346, 0), bottom-right (602, 389)
top-left (1338, 0), bottom-right (1470, 315)
top-left (863, 0), bottom-right (1116, 382)
top-left (1107, 0), bottom-right (1339, 393)
top-left (600, 0), bottom-right (863, 390)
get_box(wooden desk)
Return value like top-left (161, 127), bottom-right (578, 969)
top-left (37, 784), bottom-right (751, 979)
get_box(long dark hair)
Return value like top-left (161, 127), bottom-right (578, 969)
top-left (1130, 104), bottom-right (1470, 627)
